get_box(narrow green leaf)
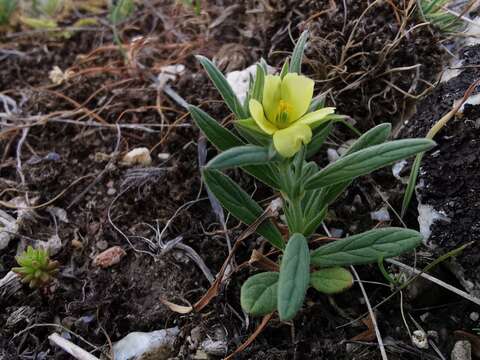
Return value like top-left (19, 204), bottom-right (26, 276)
top-left (305, 139), bottom-right (436, 189)
top-left (251, 64), bottom-right (265, 102)
top-left (189, 105), bottom-right (244, 151)
top-left (344, 123), bottom-right (392, 156)
top-left (207, 145), bottom-right (272, 169)
top-left (190, 106), bottom-right (280, 189)
top-left (290, 30), bottom-right (309, 74)
top-left (278, 233), bottom-right (310, 321)
top-left (235, 119), bottom-right (271, 147)
top-left (241, 272), bottom-right (279, 316)
top-left (280, 59), bottom-right (289, 79)
top-left (303, 206), bottom-right (327, 237)
top-left (202, 169), bottom-right (285, 249)
top-left (310, 267), bottom-right (353, 294)
top-left (401, 152), bottom-right (424, 218)
top-left (310, 228), bottom-right (423, 267)
top-left (196, 55), bottom-right (248, 118)
top-left (308, 94), bottom-right (327, 112)
top-left (306, 122), bottom-right (332, 159)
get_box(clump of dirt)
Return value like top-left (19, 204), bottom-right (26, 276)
top-left (400, 44), bottom-right (480, 295)
top-left (265, 0), bottom-right (446, 130)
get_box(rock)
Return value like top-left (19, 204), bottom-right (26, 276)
top-left (226, 63), bottom-right (274, 103)
top-left (370, 207), bottom-right (391, 222)
top-left (412, 330), bottom-right (428, 349)
top-left (93, 246), bottom-right (126, 268)
top-left (112, 327), bottom-right (179, 360)
top-left (200, 339), bottom-right (228, 356)
top-left (451, 340), bottom-right (472, 360)
top-left (470, 312), bottom-right (479, 322)
top-left (327, 148), bottom-right (340, 163)
top-left (121, 148), bottom-right (152, 166)
top-left (417, 203), bottom-right (450, 245)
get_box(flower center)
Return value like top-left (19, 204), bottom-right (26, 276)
top-left (274, 100), bottom-right (292, 128)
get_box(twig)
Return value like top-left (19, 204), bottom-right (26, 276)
top-left (15, 128), bottom-right (29, 187)
top-left (351, 266), bottom-right (388, 360)
top-left (48, 333), bottom-right (100, 360)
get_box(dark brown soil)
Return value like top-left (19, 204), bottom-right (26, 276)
top-left (1, 2), bottom-right (478, 360)
top-left (400, 44), bottom-right (480, 296)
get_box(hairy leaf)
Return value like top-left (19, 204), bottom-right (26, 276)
top-left (202, 169), bottom-right (284, 249)
top-left (305, 139), bottom-right (436, 189)
top-left (310, 267), bottom-right (353, 294)
top-left (278, 233), bottom-right (310, 321)
top-left (311, 228), bottom-right (423, 267)
top-left (241, 272), bottom-right (279, 316)
top-left (196, 55), bottom-right (248, 118)
top-left (207, 145), bottom-right (273, 169)
top-left (290, 30), bottom-right (309, 74)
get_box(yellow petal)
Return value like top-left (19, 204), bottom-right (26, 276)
top-left (280, 73), bottom-right (314, 122)
top-left (297, 107), bottom-right (336, 126)
top-left (249, 99), bottom-right (277, 135)
top-left (273, 123), bottom-right (312, 158)
top-left (262, 75), bottom-right (282, 123)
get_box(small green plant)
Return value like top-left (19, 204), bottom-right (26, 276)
top-left (109, 0), bottom-right (134, 24)
top-left (181, 0), bottom-right (201, 16)
top-left (12, 246), bottom-right (59, 288)
top-left (190, 31), bottom-right (436, 321)
top-left (419, 0), bottom-right (462, 33)
top-left (0, 0), bottom-right (17, 25)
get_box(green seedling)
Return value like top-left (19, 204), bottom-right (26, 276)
top-left (12, 246), bottom-right (59, 288)
top-left (0, 0), bottom-right (17, 25)
top-left (190, 31), bottom-right (436, 321)
top-left (109, 0), bottom-right (134, 24)
top-left (418, 0), bottom-right (463, 33)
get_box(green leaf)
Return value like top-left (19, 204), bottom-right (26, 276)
top-left (251, 64), bottom-right (265, 102)
top-left (290, 30), bottom-right (309, 74)
top-left (235, 119), bottom-right (271, 147)
top-left (241, 272), bottom-right (279, 316)
top-left (196, 55), bottom-right (248, 119)
top-left (401, 152), bottom-right (424, 218)
top-left (280, 59), bottom-right (289, 79)
top-left (306, 122), bottom-right (332, 159)
top-left (202, 169), bottom-right (284, 249)
top-left (310, 228), bottom-right (423, 267)
top-left (344, 123), bottom-right (392, 156)
top-left (278, 233), bottom-right (310, 321)
top-left (305, 123), bottom-right (394, 222)
top-left (308, 94), bottom-right (327, 112)
top-left (305, 139), bottom-right (436, 189)
top-left (310, 267), bottom-right (354, 294)
top-left (109, 0), bottom-right (135, 24)
top-left (189, 105), bottom-right (244, 151)
top-left (207, 145), bottom-right (273, 169)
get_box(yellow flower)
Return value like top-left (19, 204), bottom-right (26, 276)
top-left (249, 73), bottom-right (335, 158)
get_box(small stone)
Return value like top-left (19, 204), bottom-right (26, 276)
top-left (107, 188), bottom-right (116, 196)
top-left (451, 340), bottom-right (472, 360)
top-left (470, 312), bottom-right (479, 322)
top-left (71, 239), bottom-right (83, 249)
top-left (427, 330), bottom-right (439, 343)
top-left (412, 330), bottom-right (429, 349)
top-left (157, 153), bottom-right (170, 160)
top-left (370, 207), bottom-right (391, 222)
top-left (327, 148), bottom-right (340, 163)
top-left (200, 339), bottom-right (228, 356)
top-left (121, 148), bottom-right (152, 166)
top-left (96, 240), bottom-right (108, 251)
top-left (93, 246), bottom-right (126, 268)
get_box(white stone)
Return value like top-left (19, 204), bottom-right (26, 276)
top-left (121, 148), bottom-right (152, 166)
top-left (451, 340), bottom-right (472, 360)
top-left (370, 207), bottom-right (391, 222)
top-left (327, 148), bottom-right (340, 163)
top-left (392, 160), bottom-right (408, 184)
top-left (112, 327), bottom-right (179, 360)
top-left (412, 329), bottom-right (429, 349)
top-left (417, 203), bottom-right (450, 245)
top-left (470, 312), bottom-right (479, 322)
top-left (226, 64), bottom-right (275, 104)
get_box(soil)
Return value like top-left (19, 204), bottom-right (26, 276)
top-left (400, 44), bottom-right (480, 297)
top-left (1, 1), bottom-right (479, 360)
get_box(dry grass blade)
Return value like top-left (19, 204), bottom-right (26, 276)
top-left (48, 333), bottom-right (100, 360)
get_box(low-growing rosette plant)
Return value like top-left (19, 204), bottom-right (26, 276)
top-left (189, 31), bottom-right (435, 321)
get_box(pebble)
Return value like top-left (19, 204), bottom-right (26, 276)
top-left (470, 312), bottom-right (479, 322)
top-left (96, 240), bottom-right (108, 251)
top-left (107, 187), bottom-right (116, 196)
top-left (451, 340), bottom-right (472, 360)
top-left (412, 329), bottom-right (429, 349)
top-left (121, 147), bottom-right (152, 166)
top-left (93, 246), bottom-right (126, 268)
